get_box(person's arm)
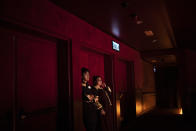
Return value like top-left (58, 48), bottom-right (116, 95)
top-left (103, 87), bottom-right (112, 106)
top-left (102, 82), bottom-right (112, 94)
top-left (82, 84), bottom-right (94, 101)
top-left (106, 86), bottom-right (112, 94)
top-left (97, 90), bottom-right (107, 115)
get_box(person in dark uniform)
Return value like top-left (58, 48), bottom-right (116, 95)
top-left (93, 76), bottom-right (113, 131)
top-left (81, 68), bottom-right (100, 131)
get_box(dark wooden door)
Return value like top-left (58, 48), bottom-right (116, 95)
top-left (15, 34), bottom-right (58, 131)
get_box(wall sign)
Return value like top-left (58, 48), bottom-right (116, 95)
top-left (112, 41), bottom-right (120, 51)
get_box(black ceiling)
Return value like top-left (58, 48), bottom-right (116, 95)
top-left (164, 0), bottom-right (196, 50)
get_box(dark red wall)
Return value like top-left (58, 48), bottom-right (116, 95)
top-left (0, 0), bottom-right (144, 130)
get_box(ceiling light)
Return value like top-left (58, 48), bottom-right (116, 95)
top-left (144, 30), bottom-right (154, 36)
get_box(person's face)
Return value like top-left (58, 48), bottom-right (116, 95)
top-left (83, 72), bottom-right (90, 82)
top-left (97, 77), bottom-right (102, 86)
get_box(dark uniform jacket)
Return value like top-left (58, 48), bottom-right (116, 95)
top-left (82, 83), bottom-right (98, 128)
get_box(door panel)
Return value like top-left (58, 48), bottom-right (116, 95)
top-left (77, 48), bottom-right (106, 131)
top-left (0, 29), bottom-right (14, 131)
top-left (16, 34), bottom-right (57, 131)
top-left (0, 27), bottom-right (71, 131)
top-left (117, 60), bottom-right (128, 93)
top-left (116, 59), bottom-right (128, 128)
top-left (116, 59), bottom-right (135, 129)
top-left (104, 55), bottom-right (115, 131)
top-left (78, 48), bottom-right (115, 131)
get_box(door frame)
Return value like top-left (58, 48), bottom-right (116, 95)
top-left (57, 39), bottom-right (73, 131)
top-left (80, 45), bottom-right (136, 131)
top-left (80, 45), bottom-right (116, 131)
top-left (0, 20), bottom-right (73, 131)
top-left (113, 57), bottom-right (136, 130)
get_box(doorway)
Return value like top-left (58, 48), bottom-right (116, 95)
top-left (115, 59), bottom-right (135, 130)
top-left (0, 27), bottom-right (72, 131)
top-left (155, 66), bottom-right (179, 108)
top-left (77, 47), bottom-right (115, 131)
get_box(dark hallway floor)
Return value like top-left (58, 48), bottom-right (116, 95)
top-left (122, 108), bottom-right (196, 131)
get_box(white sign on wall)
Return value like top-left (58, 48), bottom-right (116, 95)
top-left (112, 41), bottom-right (120, 51)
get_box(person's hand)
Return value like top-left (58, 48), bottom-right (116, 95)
top-left (94, 96), bottom-right (99, 102)
top-left (87, 95), bottom-right (94, 101)
top-left (101, 109), bottom-right (106, 115)
top-left (107, 86), bottom-right (112, 93)
top-left (102, 82), bottom-right (106, 88)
